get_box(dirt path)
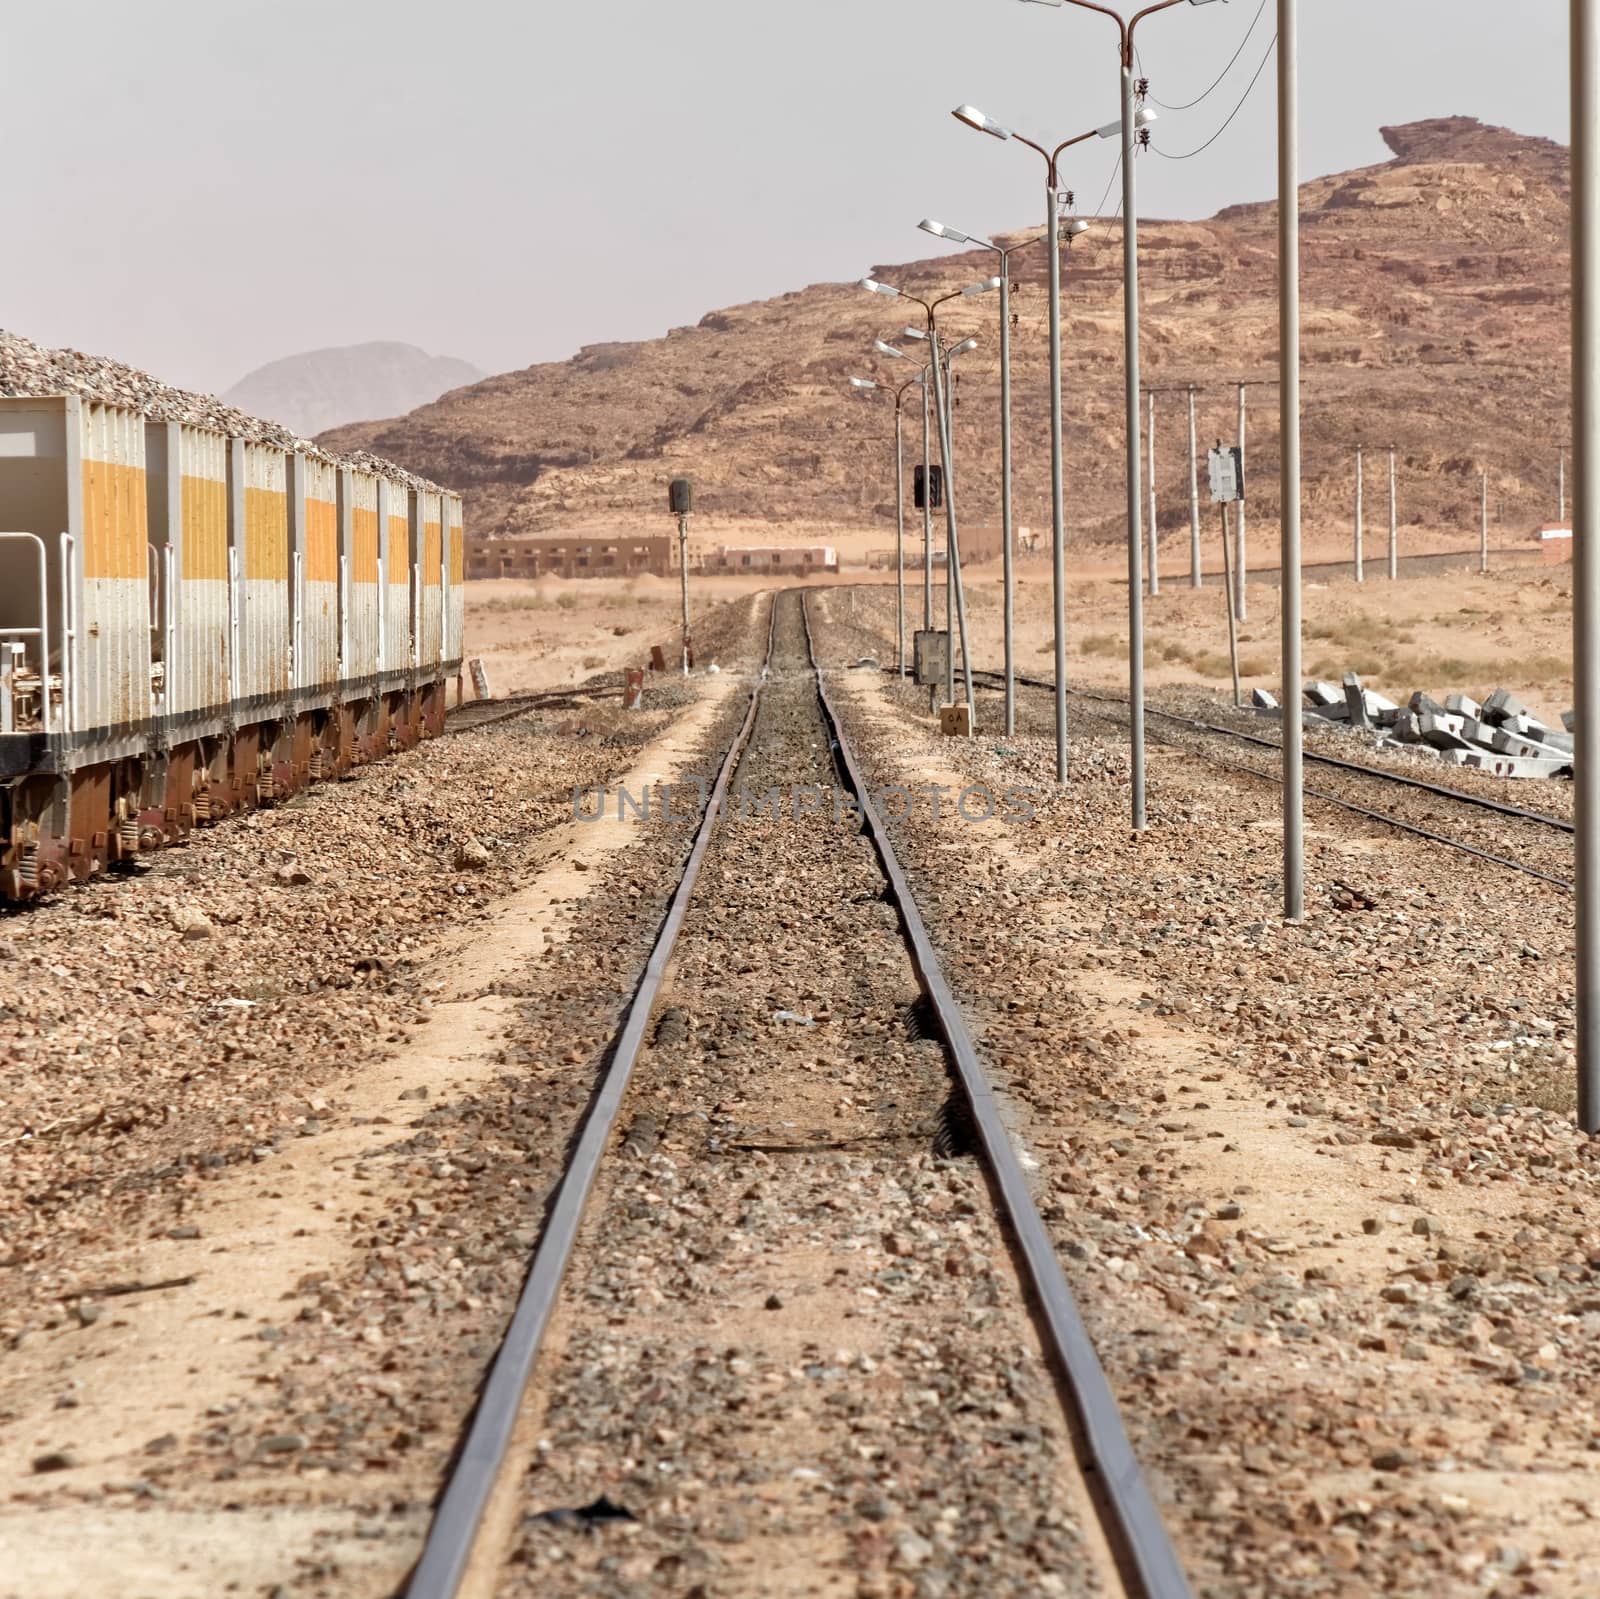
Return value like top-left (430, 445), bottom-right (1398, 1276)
top-left (0, 678), bottom-right (740, 1599)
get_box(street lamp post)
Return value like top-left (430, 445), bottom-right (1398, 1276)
top-left (902, 323), bottom-right (977, 712)
top-left (849, 369), bottom-right (926, 680)
top-left (1018, 0), bottom-right (1226, 830)
top-left (1577, 0), bottom-right (1599, 1132)
top-left (1280, 0), bottom-right (1304, 923)
top-left (920, 219), bottom-right (1031, 734)
top-left (865, 275), bottom-right (981, 729)
top-left (954, 103), bottom-right (1107, 782)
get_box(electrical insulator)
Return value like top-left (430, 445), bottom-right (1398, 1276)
top-left (1136, 77), bottom-right (1149, 101)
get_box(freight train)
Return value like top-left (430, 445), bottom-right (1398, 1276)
top-left (0, 394), bottom-right (463, 900)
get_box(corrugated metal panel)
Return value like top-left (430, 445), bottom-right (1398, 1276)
top-left (416, 488), bottom-right (443, 671)
top-left (77, 401), bottom-right (152, 731)
top-left (379, 476), bottom-right (411, 670)
top-left (296, 454), bottom-right (340, 692)
top-left (232, 439), bottom-right (290, 703)
top-left (443, 492), bottom-right (465, 665)
top-left (341, 465), bottom-right (381, 679)
top-left (146, 419), bottom-right (231, 720)
top-left (176, 425), bottom-right (230, 718)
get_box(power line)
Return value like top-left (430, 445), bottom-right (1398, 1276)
top-left (1149, 29), bottom-right (1277, 162)
top-left (1148, 0), bottom-right (1269, 111)
top-left (1089, 147), bottom-right (1124, 220)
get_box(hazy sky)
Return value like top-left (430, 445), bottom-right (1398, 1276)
top-left (2, 1), bottom-right (1570, 396)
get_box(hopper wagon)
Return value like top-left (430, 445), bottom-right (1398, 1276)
top-left (0, 395), bottom-right (462, 899)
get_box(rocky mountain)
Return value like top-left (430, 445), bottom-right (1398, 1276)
top-left (225, 342), bottom-right (485, 440)
top-left (320, 119), bottom-right (1572, 548)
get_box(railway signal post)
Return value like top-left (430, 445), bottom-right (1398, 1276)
top-left (670, 477), bottom-right (693, 675)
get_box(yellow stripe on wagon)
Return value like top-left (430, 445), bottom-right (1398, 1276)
top-left (181, 474), bottom-right (228, 581)
top-left (423, 520), bottom-right (442, 587)
top-left (305, 496), bottom-right (338, 583)
top-left (353, 507), bottom-right (380, 583)
top-left (389, 515), bottom-right (410, 583)
top-left (80, 460), bottom-right (148, 579)
top-left (245, 486), bottom-right (289, 581)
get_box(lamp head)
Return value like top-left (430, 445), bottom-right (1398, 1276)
top-left (919, 218), bottom-right (972, 245)
top-left (962, 275), bottom-right (1001, 297)
top-left (849, 377), bottom-right (877, 392)
top-left (860, 277), bottom-right (901, 298)
top-left (948, 337), bottom-right (980, 358)
top-left (952, 104), bottom-right (1012, 141)
top-left (873, 339), bottom-right (907, 360)
top-left (1064, 218), bottom-right (1090, 239)
top-left (902, 326), bottom-right (929, 343)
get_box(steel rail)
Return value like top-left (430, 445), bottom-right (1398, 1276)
top-left (802, 597), bottom-right (1192, 1599)
top-left (969, 667), bottom-right (1574, 834)
top-left (1060, 687), bottom-right (1575, 893)
top-left (442, 687), bottom-right (611, 737)
top-left (404, 602), bottom-right (776, 1599)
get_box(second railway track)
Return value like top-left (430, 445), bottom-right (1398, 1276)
top-left (967, 667), bottom-right (1576, 891)
top-left (405, 590), bottom-right (1188, 1599)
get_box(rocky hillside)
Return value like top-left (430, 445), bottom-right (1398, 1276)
top-left (321, 118), bottom-right (1572, 547)
top-left (226, 342), bottom-right (484, 439)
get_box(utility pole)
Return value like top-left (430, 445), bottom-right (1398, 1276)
top-left (1576, 0), bottom-right (1599, 1132)
top-left (1236, 381), bottom-right (1248, 621)
top-left (1388, 447), bottom-right (1398, 581)
top-left (1279, 0), bottom-right (1304, 924)
top-left (1147, 388), bottom-right (1159, 596)
top-left (1124, 66), bottom-right (1148, 831)
top-left (1480, 471), bottom-right (1489, 574)
top-left (1187, 385), bottom-right (1202, 588)
top-left (1354, 444), bottom-right (1364, 583)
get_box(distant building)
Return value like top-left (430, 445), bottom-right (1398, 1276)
top-left (466, 535), bottom-right (679, 580)
top-left (701, 544), bottom-right (839, 575)
top-left (465, 534), bottom-right (845, 580)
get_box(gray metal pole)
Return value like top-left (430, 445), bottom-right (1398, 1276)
top-left (1577, 0), bottom-right (1600, 1132)
top-left (923, 373), bottom-right (936, 714)
top-left (1147, 388), bottom-right (1159, 596)
top-left (1121, 65), bottom-right (1147, 831)
top-left (678, 511), bottom-right (690, 675)
top-left (895, 404), bottom-right (906, 677)
top-left (1236, 381), bottom-right (1248, 622)
top-left (1047, 182), bottom-right (1069, 782)
top-left (1280, 0), bottom-right (1304, 924)
top-left (928, 332), bottom-right (976, 730)
top-left (944, 359), bottom-right (956, 711)
top-left (1388, 447), bottom-right (1397, 581)
top-left (1188, 385), bottom-right (1201, 588)
top-left (1000, 250), bottom-right (1016, 736)
top-left (1481, 471), bottom-right (1489, 574)
top-left (1354, 445), bottom-right (1364, 583)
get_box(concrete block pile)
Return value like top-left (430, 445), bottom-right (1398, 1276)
top-left (1251, 677), bottom-right (1574, 780)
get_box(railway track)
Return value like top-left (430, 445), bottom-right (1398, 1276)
top-left (442, 686), bottom-right (609, 736)
top-left (405, 591), bottom-right (1189, 1598)
top-left (968, 667), bottom-right (1575, 892)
